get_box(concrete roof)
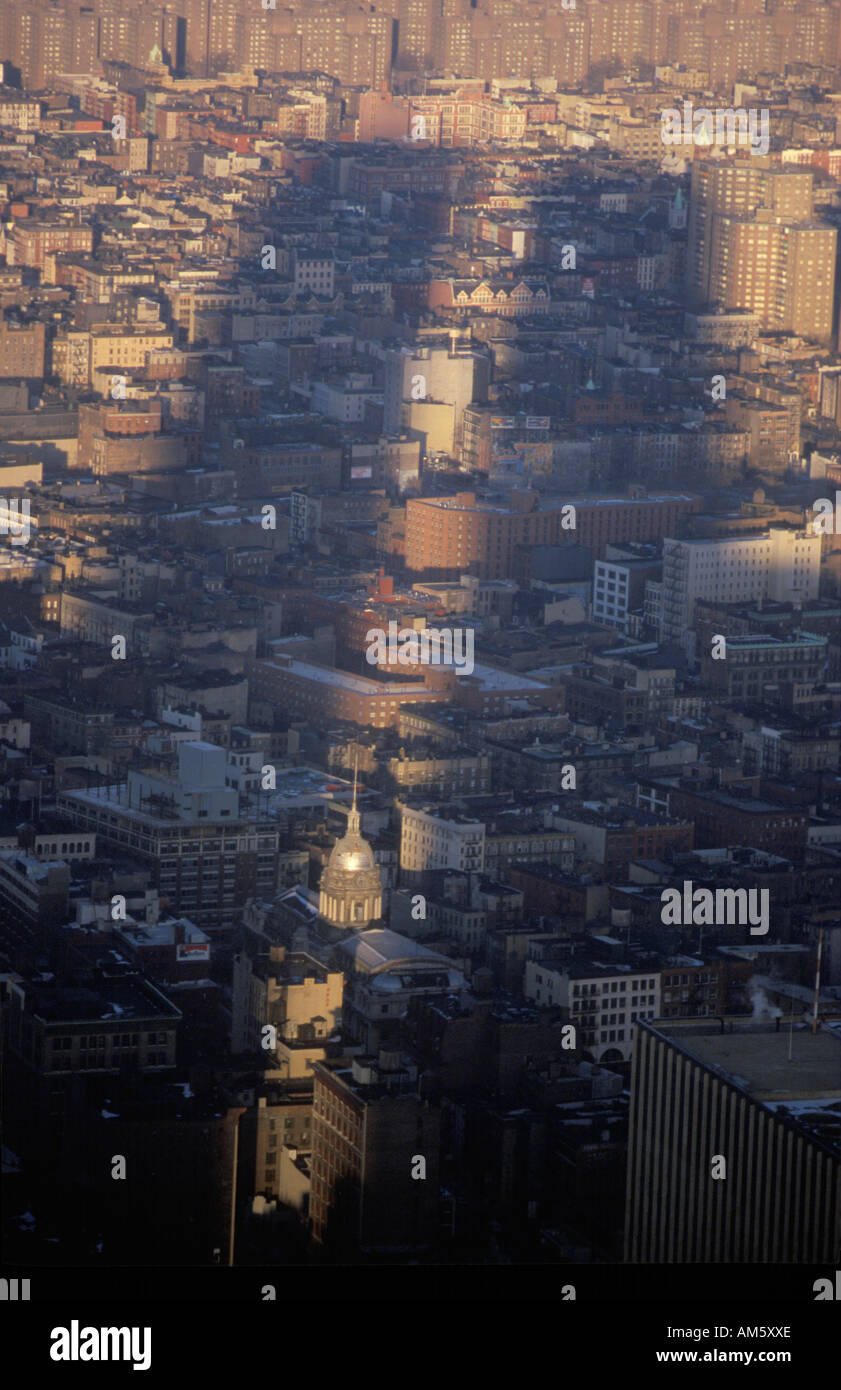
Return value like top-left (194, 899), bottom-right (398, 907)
top-left (660, 1025), bottom-right (841, 1101)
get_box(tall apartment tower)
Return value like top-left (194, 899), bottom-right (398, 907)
top-left (346, 10), bottom-right (395, 87)
top-left (4, 3), bottom-right (72, 88)
top-left (686, 161), bottom-right (837, 345)
top-left (625, 1020), bottom-right (841, 1263)
top-left (206, 0), bottom-right (239, 73)
top-left (588, 0), bottom-right (652, 69)
top-left (397, 0), bottom-right (440, 70)
top-left (177, 0), bottom-right (211, 77)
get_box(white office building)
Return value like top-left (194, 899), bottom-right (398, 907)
top-left (382, 344), bottom-right (489, 447)
top-left (659, 527), bottom-right (821, 655)
top-left (525, 959), bottom-right (661, 1065)
top-left (399, 803), bottom-right (485, 877)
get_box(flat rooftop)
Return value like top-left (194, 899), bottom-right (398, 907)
top-left (23, 976), bottom-right (180, 1023)
top-left (263, 657), bottom-right (547, 693)
top-left (654, 1022), bottom-right (840, 1102)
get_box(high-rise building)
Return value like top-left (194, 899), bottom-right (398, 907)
top-left (94, 1089), bottom-right (244, 1265)
top-left (56, 742), bottom-right (279, 926)
top-left (311, 1052), bottom-right (440, 1253)
top-left (659, 528), bottom-right (822, 654)
top-left (4, 3), bottom-right (71, 89)
top-left (382, 342), bottom-right (490, 449)
top-left (494, 8), bottom-right (546, 77)
top-left (346, 10), bottom-right (395, 87)
top-left (299, 8), bottom-right (346, 78)
top-left (687, 161), bottom-right (837, 345)
top-left (442, 11), bottom-right (474, 75)
top-left (177, 0), bottom-right (211, 77)
top-left (396, 0), bottom-right (439, 70)
top-left (206, 0), bottom-right (238, 72)
top-left (625, 1019), bottom-right (841, 1262)
top-left (544, 10), bottom-right (590, 86)
top-left (589, 0), bottom-right (651, 69)
top-left (69, 5), bottom-right (99, 73)
top-left (98, 3), bottom-right (136, 67)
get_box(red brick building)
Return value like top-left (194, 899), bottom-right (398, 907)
top-left (405, 489), bottom-right (702, 577)
top-left (665, 785), bottom-right (809, 861)
top-left (247, 654), bottom-right (560, 729)
top-left (552, 806), bottom-right (695, 883)
top-left (7, 222), bottom-right (94, 271)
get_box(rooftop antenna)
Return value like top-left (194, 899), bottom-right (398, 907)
top-left (812, 926), bottom-right (824, 1035)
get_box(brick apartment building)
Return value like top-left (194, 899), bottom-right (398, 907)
top-left (405, 490), bottom-right (702, 578)
top-left (0, 315), bottom-right (46, 379)
top-left (663, 783), bottom-right (810, 862)
top-left (6, 221), bottom-right (94, 271)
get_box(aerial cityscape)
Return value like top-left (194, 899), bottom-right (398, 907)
top-left (0, 0), bottom-right (839, 1328)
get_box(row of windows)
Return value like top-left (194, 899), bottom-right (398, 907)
top-left (52, 1031), bottom-right (168, 1049)
top-left (572, 978), bottom-right (657, 994)
top-left (39, 841), bottom-right (91, 855)
top-left (662, 1006), bottom-right (715, 1017)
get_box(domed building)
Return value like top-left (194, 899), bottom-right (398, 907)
top-left (318, 776), bottom-right (383, 929)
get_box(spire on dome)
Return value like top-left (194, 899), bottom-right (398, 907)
top-left (348, 749), bottom-right (361, 836)
top-left (318, 746), bottom-right (383, 929)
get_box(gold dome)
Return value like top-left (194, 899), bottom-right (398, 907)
top-left (318, 776), bottom-right (383, 929)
